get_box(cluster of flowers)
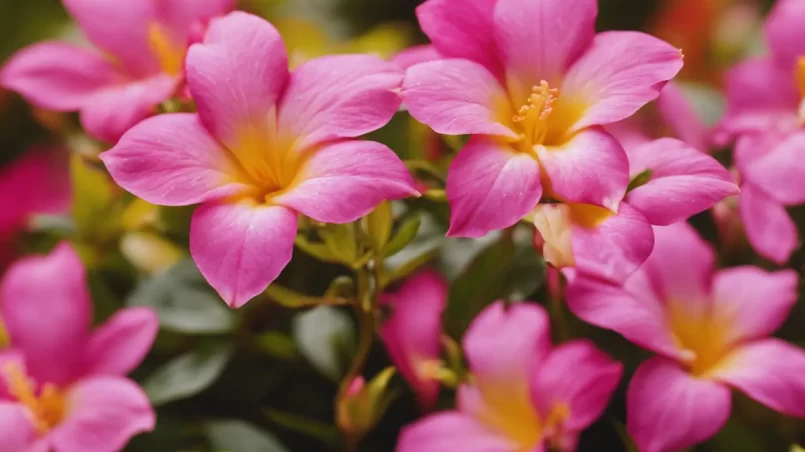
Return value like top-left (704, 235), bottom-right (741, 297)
top-left (0, 0), bottom-right (804, 451)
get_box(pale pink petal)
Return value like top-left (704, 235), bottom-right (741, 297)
top-left (743, 132), bottom-right (805, 205)
top-left (415, 0), bottom-right (501, 75)
top-left (625, 138), bottom-right (739, 225)
top-left (0, 349), bottom-right (26, 398)
top-left (532, 204), bottom-right (575, 270)
top-left (765, 0), bottom-right (805, 67)
top-left (739, 183), bottom-right (798, 265)
top-left (561, 31), bottom-right (684, 132)
top-left (0, 243), bottom-right (91, 385)
top-left (711, 339), bottom-right (805, 417)
top-left (186, 11), bottom-right (288, 149)
top-left (711, 267), bottom-right (798, 346)
top-left (391, 45), bottom-right (442, 70)
top-left (537, 127), bottom-right (628, 210)
top-left (154, 0), bottom-right (234, 44)
top-left (655, 83), bottom-right (709, 152)
top-left (51, 376), bottom-right (155, 452)
top-left (0, 402), bottom-right (37, 451)
top-left (627, 357), bottom-right (731, 452)
top-left (733, 132), bottom-right (782, 173)
top-left (604, 118), bottom-right (652, 153)
top-left (278, 54), bottom-right (403, 152)
top-left (380, 271), bottom-right (448, 410)
top-left (446, 137), bottom-right (542, 237)
top-left (84, 307), bottom-right (159, 377)
top-left (101, 113), bottom-right (251, 206)
top-left (273, 140), bottom-right (417, 224)
top-left (1, 42), bottom-right (118, 111)
top-left (397, 412), bottom-right (515, 452)
top-left (190, 202), bottom-right (297, 308)
top-left (494, 0), bottom-right (596, 101)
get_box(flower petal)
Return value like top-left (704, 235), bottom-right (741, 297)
top-left (537, 127), bottom-right (628, 210)
top-left (0, 402), bottom-right (37, 451)
top-left (561, 31), bottom-right (684, 132)
top-left (625, 138), bottom-right (739, 225)
top-left (739, 183), bottom-right (798, 265)
top-left (711, 339), bottom-right (805, 417)
top-left (84, 307), bottom-right (159, 376)
top-left (274, 140), bottom-right (417, 224)
top-left (154, 0), bottom-right (234, 43)
top-left (190, 201), bottom-right (297, 308)
top-left (765, 0), bottom-right (805, 68)
top-left (278, 54), bottom-right (403, 152)
top-left (51, 376), bottom-right (155, 452)
top-left (743, 132), bottom-right (805, 205)
top-left (401, 59), bottom-right (515, 138)
top-left (446, 136), bottom-right (542, 237)
top-left (655, 83), bottom-right (709, 152)
top-left (627, 357), bottom-right (731, 452)
top-left (391, 45), bottom-right (442, 70)
top-left (101, 113), bottom-right (251, 206)
top-left (397, 412), bottom-right (516, 452)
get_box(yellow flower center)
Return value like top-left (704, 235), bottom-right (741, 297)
top-left (147, 23), bottom-right (186, 76)
top-left (0, 316), bottom-right (10, 349)
top-left (3, 362), bottom-right (66, 435)
top-left (667, 302), bottom-right (734, 378)
top-left (512, 81), bottom-right (560, 148)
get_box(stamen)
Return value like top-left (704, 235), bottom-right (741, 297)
top-left (796, 56), bottom-right (805, 97)
top-left (3, 362), bottom-right (66, 434)
top-left (512, 81), bottom-right (559, 146)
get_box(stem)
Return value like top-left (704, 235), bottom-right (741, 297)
top-left (547, 267), bottom-right (569, 342)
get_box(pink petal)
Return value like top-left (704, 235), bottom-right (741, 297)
top-left (0, 402), bottom-right (37, 451)
top-left (101, 113), bottom-right (251, 206)
top-left (494, 0), bottom-right (596, 101)
top-left (154, 0), bottom-right (234, 44)
top-left (380, 271), bottom-right (448, 410)
top-left (0, 350), bottom-right (26, 398)
top-left (397, 412), bottom-right (515, 452)
top-left (0, 243), bottom-right (91, 385)
top-left (190, 202), bottom-right (297, 308)
top-left (446, 137), bottom-right (542, 238)
top-left (711, 267), bottom-right (798, 346)
top-left (51, 376), bottom-right (155, 452)
top-left (743, 132), bottom-right (805, 205)
top-left (627, 357), bottom-right (731, 452)
top-left (84, 307), bottom-right (159, 377)
top-left (1, 42), bottom-right (118, 111)
top-left (401, 59), bottom-right (516, 138)
top-left (739, 183), bottom-right (798, 265)
top-left (655, 83), bottom-right (709, 152)
top-left (562, 31), bottom-right (684, 132)
top-left (537, 126), bottom-right (628, 210)
top-left (711, 339), bottom-right (805, 417)
top-left (604, 118), bottom-right (652, 153)
top-left (186, 11), bottom-right (288, 150)
top-left (415, 0), bottom-right (501, 76)
top-left (391, 45), bottom-right (443, 70)
top-left (765, 0), bottom-right (805, 67)
top-left (625, 138), bottom-right (739, 225)
top-left (274, 140), bottom-right (417, 224)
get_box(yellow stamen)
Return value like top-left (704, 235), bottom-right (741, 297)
top-left (512, 81), bottom-right (559, 147)
top-left (148, 23), bottom-right (185, 76)
top-left (4, 362), bottom-right (66, 434)
top-left (667, 302), bottom-right (733, 378)
top-left (795, 57), bottom-right (805, 98)
top-left (0, 316), bottom-right (10, 349)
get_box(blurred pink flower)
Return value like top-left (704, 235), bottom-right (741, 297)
top-left (0, 243), bottom-right (158, 452)
top-left (101, 12), bottom-right (418, 307)
top-left (397, 302), bottom-right (622, 452)
top-left (380, 270), bottom-right (448, 410)
top-left (1, 0), bottom-right (234, 143)
top-left (567, 222), bottom-right (805, 452)
top-left (401, 0), bottom-right (683, 238)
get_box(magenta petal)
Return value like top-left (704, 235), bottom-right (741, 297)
top-left (397, 412), bottom-right (515, 452)
top-left (274, 140), bottom-right (417, 224)
top-left (563, 31), bottom-right (683, 132)
top-left (391, 45), bottom-right (443, 70)
top-left (84, 307), bottom-right (159, 377)
top-left (278, 54), bottom-right (403, 152)
top-left (625, 138), bottom-right (739, 225)
top-left (402, 59), bottom-right (515, 139)
top-left (627, 358), bottom-right (731, 452)
top-left (743, 132), bottom-right (805, 205)
top-left (446, 137), bottom-right (542, 238)
top-left (765, 0), bottom-right (805, 67)
top-left (711, 339), bottom-right (805, 417)
top-left (190, 202), bottom-right (297, 308)
top-left (0, 402), bottom-right (37, 451)
top-left (655, 83), bottom-right (709, 152)
top-left (739, 183), bottom-right (798, 265)
top-left (101, 113), bottom-right (251, 206)
top-left (154, 0), bottom-right (234, 42)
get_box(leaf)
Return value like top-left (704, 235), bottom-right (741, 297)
top-left (264, 409), bottom-right (341, 448)
top-left (626, 169), bottom-right (653, 193)
top-left (320, 224), bottom-right (357, 264)
top-left (205, 419), bottom-right (290, 452)
top-left (143, 343), bottom-right (233, 406)
top-left (70, 153), bottom-right (113, 233)
top-left (384, 214), bottom-right (421, 257)
top-left (613, 421), bottom-right (639, 452)
top-left (380, 246), bottom-right (440, 289)
top-left (365, 200), bottom-right (393, 250)
top-left (265, 284), bottom-right (349, 309)
top-left (127, 260), bottom-right (235, 334)
top-left (293, 306), bottom-right (356, 381)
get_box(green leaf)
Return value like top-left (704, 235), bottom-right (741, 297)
top-left (613, 421), bottom-right (639, 452)
top-left (143, 343), bottom-right (233, 406)
top-left (365, 200), bottom-right (393, 250)
top-left (205, 420), bottom-right (290, 452)
top-left (265, 284), bottom-right (349, 309)
top-left (626, 169), bottom-right (653, 193)
top-left (264, 410), bottom-right (341, 448)
top-left (380, 246), bottom-right (440, 289)
top-left (293, 306), bottom-right (356, 381)
top-left (127, 260), bottom-right (235, 335)
top-left (384, 214), bottom-right (421, 257)
top-left (320, 224), bottom-right (358, 264)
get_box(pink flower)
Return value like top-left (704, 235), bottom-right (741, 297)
top-left (0, 243), bottom-right (158, 452)
top-left (566, 222), bottom-right (805, 452)
top-left (401, 0), bottom-right (683, 238)
top-left (379, 270), bottom-right (448, 410)
top-left (101, 12), bottom-right (418, 307)
top-left (397, 302), bottom-right (622, 452)
top-left (1, 0), bottom-right (234, 143)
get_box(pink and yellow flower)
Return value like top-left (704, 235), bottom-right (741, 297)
top-left (1, 0), bottom-right (233, 143)
top-left (401, 0), bottom-right (683, 238)
top-left (101, 12), bottom-right (418, 307)
top-left (397, 301), bottom-right (622, 452)
top-left (0, 243), bottom-right (158, 452)
top-left (567, 222), bottom-right (805, 452)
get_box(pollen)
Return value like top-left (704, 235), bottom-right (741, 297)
top-left (3, 362), bottom-right (66, 435)
top-left (512, 81), bottom-right (559, 146)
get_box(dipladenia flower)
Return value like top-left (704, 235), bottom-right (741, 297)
top-left (0, 243), bottom-right (158, 452)
top-left (401, 0), bottom-right (683, 237)
top-left (566, 223), bottom-right (805, 452)
top-left (101, 12), bottom-right (417, 307)
top-left (1, 0), bottom-right (233, 143)
top-left (397, 302), bottom-right (622, 452)
top-left (380, 270), bottom-right (448, 410)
